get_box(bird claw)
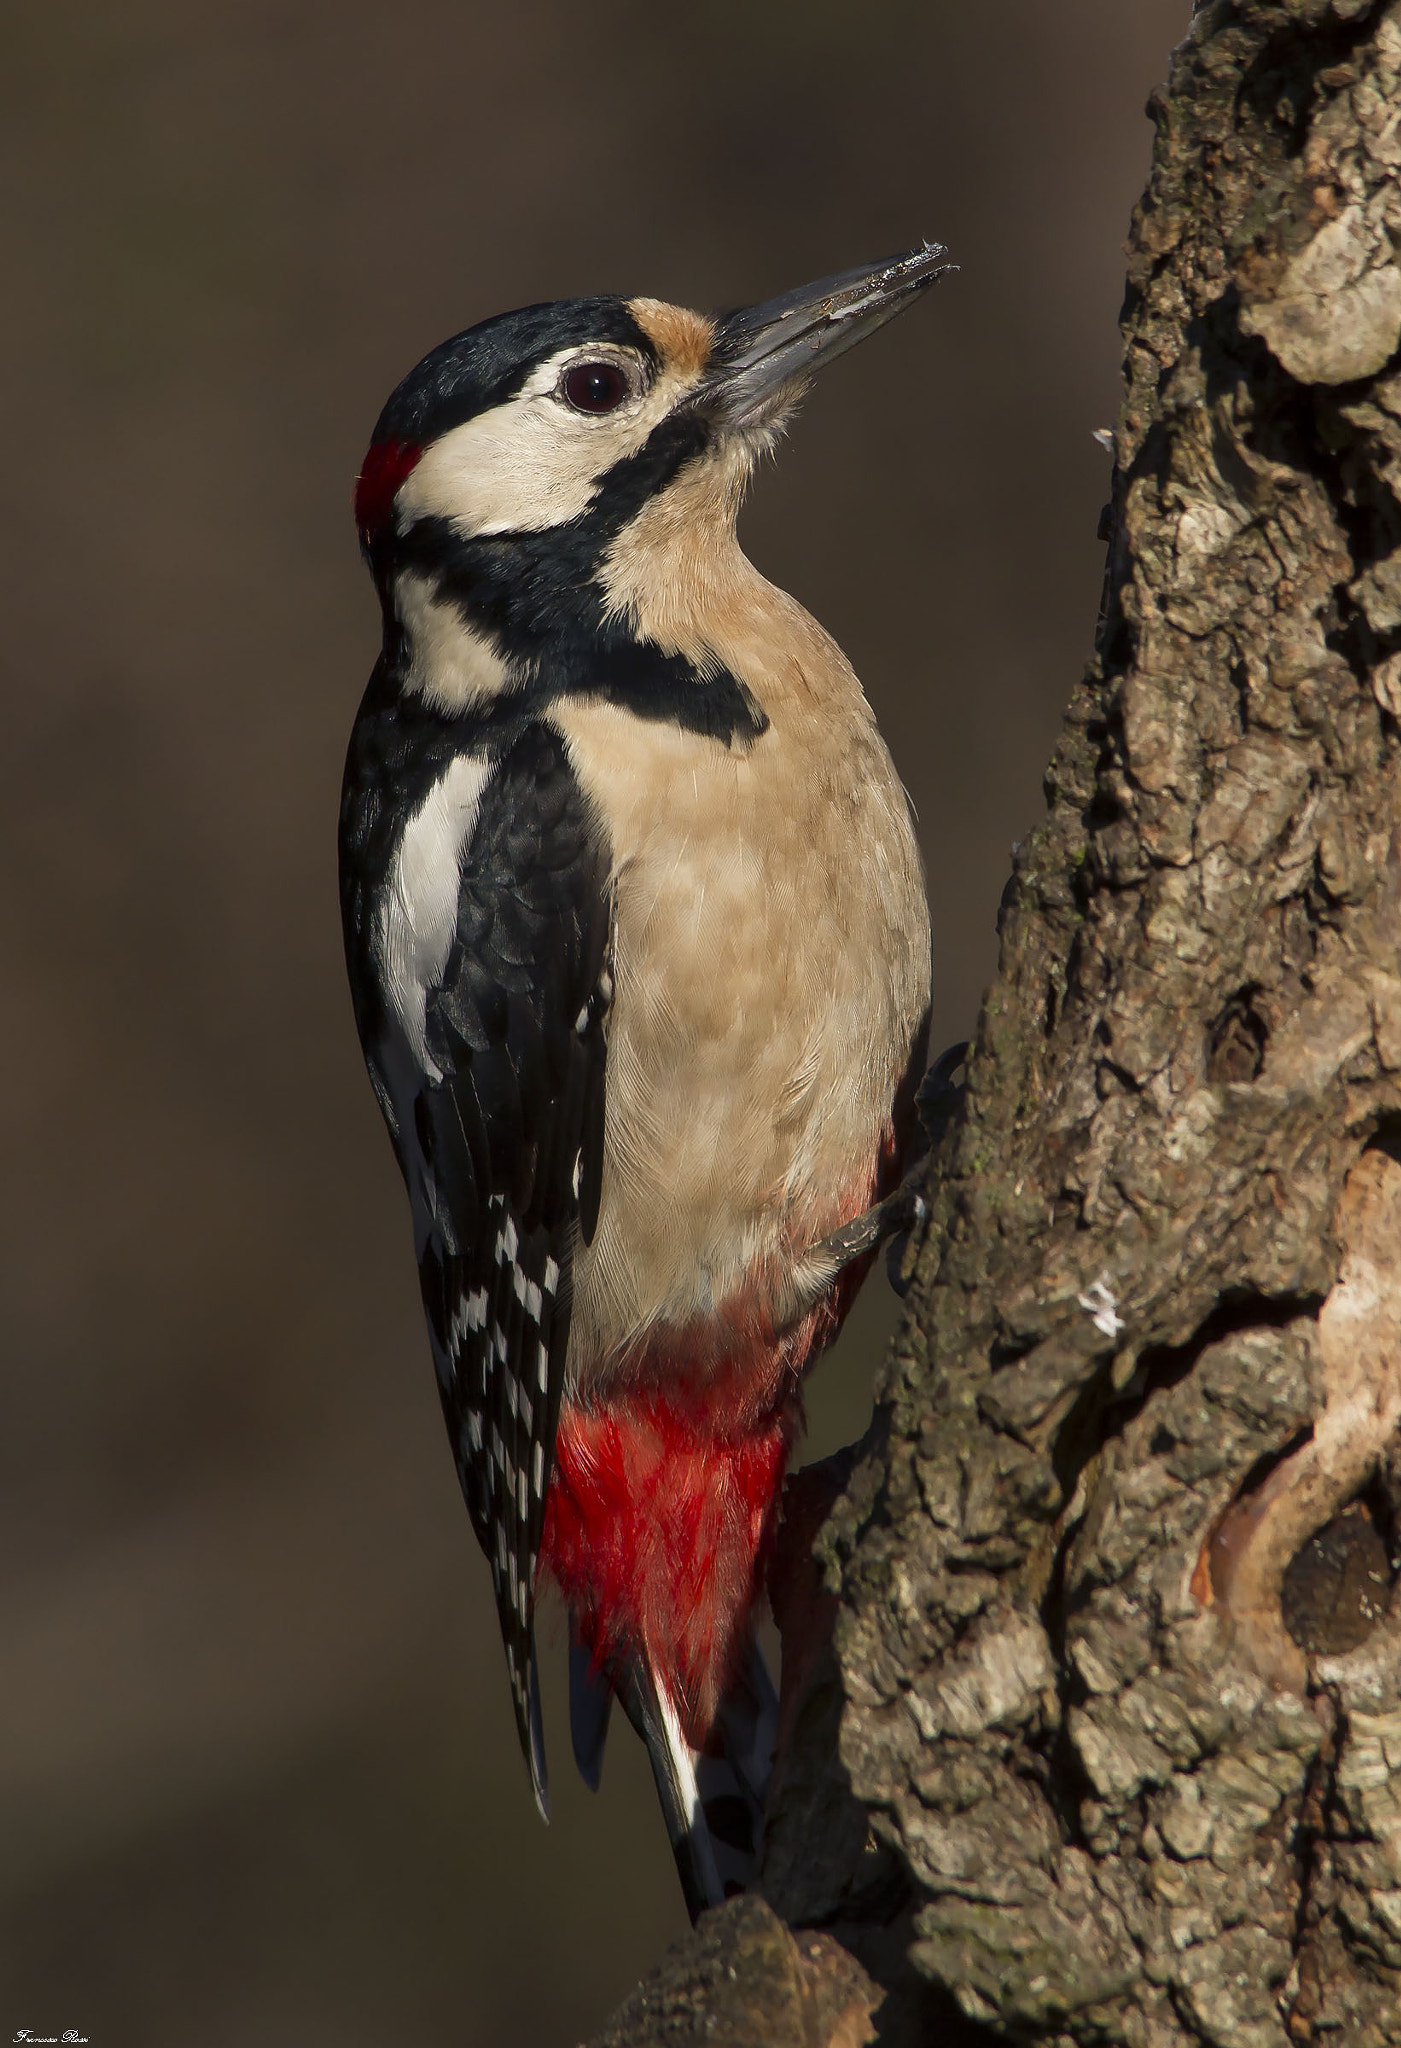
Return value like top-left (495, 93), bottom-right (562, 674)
top-left (884, 1185), bottom-right (928, 1296)
top-left (915, 1038), bottom-right (969, 1146)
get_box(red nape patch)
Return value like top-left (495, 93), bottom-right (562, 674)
top-left (541, 1382), bottom-right (800, 1750)
top-left (354, 436), bottom-right (421, 544)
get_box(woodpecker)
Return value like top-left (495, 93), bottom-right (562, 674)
top-left (340, 245), bottom-right (947, 1916)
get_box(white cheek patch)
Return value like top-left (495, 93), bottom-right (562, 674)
top-left (394, 570), bottom-right (515, 712)
top-left (380, 753), bottom-right (494, 1068)
top-left (394, 349), bottom-right (701, 542)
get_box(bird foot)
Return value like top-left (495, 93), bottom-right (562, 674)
top-left (770, 1175), bottom-right (927, 1333)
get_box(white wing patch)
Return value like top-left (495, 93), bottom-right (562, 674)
top-left (379, 753), bottom-right (494, 1069)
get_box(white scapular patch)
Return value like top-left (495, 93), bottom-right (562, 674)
top-left (394, 345), bottom-right (704, 542)
top-left (380, 753), bottom-right (493, 1068)
top-left (394, 570), bottom-right (515, 713)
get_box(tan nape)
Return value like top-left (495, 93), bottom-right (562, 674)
top-left (627, 299), bottom-right (715, 381)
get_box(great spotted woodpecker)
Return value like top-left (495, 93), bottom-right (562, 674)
top-left (339, 247), bottom-right (946, 1916)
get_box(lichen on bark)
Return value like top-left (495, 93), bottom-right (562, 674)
top-left (588, 4), bottom-right (1401, 2043)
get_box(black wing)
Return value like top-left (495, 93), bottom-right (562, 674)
top-left (409, 721), bottom-right (611, 1813)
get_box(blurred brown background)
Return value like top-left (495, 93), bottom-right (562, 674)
top-left (1, 3), bottom-right (1185, 2042)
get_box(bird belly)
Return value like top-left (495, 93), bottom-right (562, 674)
top-left (554, 695), bottom-right (930, 1389)
top-left (546, 668), bottom-right (928, 1738)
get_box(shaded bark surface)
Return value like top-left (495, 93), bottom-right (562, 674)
top-left (584, 1896), bottom-right (879, 2048)
top-left (587, 3), bottom-right (1401, 2041)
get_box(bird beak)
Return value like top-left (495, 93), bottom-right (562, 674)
top-left (706, 243), bottom-right (954, 427)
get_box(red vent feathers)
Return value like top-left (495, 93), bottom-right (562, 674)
top-left (544, 1386), bottom-right (798, 1748)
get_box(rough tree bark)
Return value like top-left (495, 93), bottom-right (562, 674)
top-left (585, 3), bottom-right (1401, 2041)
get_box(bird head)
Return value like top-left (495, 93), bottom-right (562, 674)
top-left (355, 245), bottom-right (953, 723)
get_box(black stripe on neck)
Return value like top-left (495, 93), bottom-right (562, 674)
top-left (383, 414), bottom-right (768, 750)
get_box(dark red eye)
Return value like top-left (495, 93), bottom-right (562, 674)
top-left (561, 360), bottom-right (631, 414)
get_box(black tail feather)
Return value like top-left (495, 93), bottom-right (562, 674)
top-left (581, 1636), bottom-right (778, 1923)
top-left (568, 1635), bottom-right (613, 1792)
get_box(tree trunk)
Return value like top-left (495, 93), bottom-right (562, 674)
top-left (587, 3), bottom-right (1401, 2040)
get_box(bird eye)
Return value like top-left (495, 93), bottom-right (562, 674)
top-left (561, 359), bottom-right (632, 415)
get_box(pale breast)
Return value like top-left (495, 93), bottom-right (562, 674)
top-left (552, 636), bottom-right (929, 1384)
